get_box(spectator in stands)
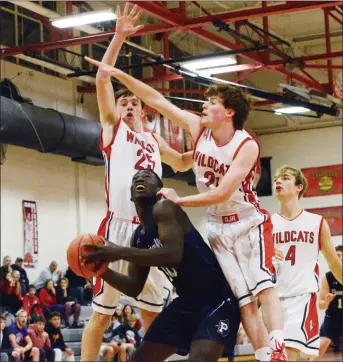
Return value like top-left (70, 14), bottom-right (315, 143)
top-left (35, 261), bottom-right (62, 291)
top-left (112, 314), bottom-right (142, 360)
top-left (0, 314), bottom-right (20, 362)
top-left (11, 258), bottom-right (29, 296)
top-left (0, 272), bottom-right (22, 314)
top-left (0, 256), bottom-right (12, 282)
top-left (55, 278), bottom-right (82, 328)
top-left (122, 304), bottom-right (142, 330)
top-left (12, 271), bottom-right (23, 298)
top-left (1, 309), bottom-right (40, 361)
top-left (115, 305), bottom-right (124, 323)
top-left (28, 315), bottom-right (54, 362)
top-left (23, 285), bottom-right (44, 321)
top-left (45, 312), bottom-right (75, 362)
top-left (65, 267), bottom-right (91, 306)
top-left (39, 280), bottom-right (64, 323)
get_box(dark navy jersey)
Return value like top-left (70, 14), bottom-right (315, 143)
top-left (325, 271), bottom-right (342, 318)
top-left (132, 216), bottom-right (235, 303)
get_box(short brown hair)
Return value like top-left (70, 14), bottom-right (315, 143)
top-left (273, 165), bottom-right (308, 199)
top-left (335, 245), bottom-right (342, 253)
top-left (114, 88), bottom-right (145, 108)
top-left (204, 84), bottom-right (251, 129)
top-left (0, 315), bottom-right (6, 322)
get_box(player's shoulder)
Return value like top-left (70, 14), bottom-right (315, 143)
top-left (301, 210), bottom-right (323, 223)
top-left (153, 199), bottom-right (180, 217)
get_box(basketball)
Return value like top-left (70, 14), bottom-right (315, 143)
top-left (67, 234), bottom-right (109, 278)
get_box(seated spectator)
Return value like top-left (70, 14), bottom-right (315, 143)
top-left (35, 261), bottom-right (62, 291)
top-left (23, 285), bottom-right (44, 321)
top-left (28, 315), bottom-right (54, 362)
top-left (1, 309), bottom-right (40, 361)
top-left (0, 256), bottom-right (12, 282)
top-left (115, 305), bottom-right (124, 323)
top-left (0, 314), bottom-right (20, 362)
top-left (0, 272), bottom-right (22, 314)
top-left (64, 267), bottom-right (92, 306)
top-left (103, 312), bottom-right (122, 343)
top-left (122, 304), bottom-right (142, 330)
top-left (55, 278), bottom-right (82, 328)
top-left (38, 280), bottom-right (64, 323)
top-left (45, 312), bottom-right (75, 362)
top-left (112, 314), bottom-right (142, 361)
top-left (11, 258), bottom-right (29, 296)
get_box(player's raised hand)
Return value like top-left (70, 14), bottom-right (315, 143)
top-left (85, 56), bottom-right (122, 80)
top-left (324, 292), bottom-right (335, 305)
top-left (157, 188), bottom-right (180, 203)
top-left (115, 3), bottom-right (144, 38)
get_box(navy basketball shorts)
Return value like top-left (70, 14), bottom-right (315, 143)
top-left (320, 314), bottom-right (342, 343)
top-left (143, 295), bottom-right (240, 356)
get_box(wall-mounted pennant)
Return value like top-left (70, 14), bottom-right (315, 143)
top-left (306, 206), bottom-right (342, 236)
top-left (22, 200), bottom-right (38, 268)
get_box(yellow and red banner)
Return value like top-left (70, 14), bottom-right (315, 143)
top-left (306, 206), bottom-right (343, 236)
top-left (302, 164), bottom-right (343, 197)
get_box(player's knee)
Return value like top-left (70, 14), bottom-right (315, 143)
top-left (257, 286), bottom-right (277, 302)
top-left (89, 311), bottom-right (112, 330)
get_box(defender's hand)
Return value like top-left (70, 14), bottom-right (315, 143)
top-left (325, 293), bottom-right (335, 305)
top-left (115, 3), bottom-right (144, 38)
top-left (157, 188), bottom-right (180, 203)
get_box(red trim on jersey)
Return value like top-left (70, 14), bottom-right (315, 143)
top-left (212, 130), bottom-right (237, 148)
top-left (192, 127), bottom-right (206, 159)
top-left (99, 118), bottom-right (121, 152)
top-left (151, 133), bottom-right (160, 147)
top-left (233, 137), bottom-right (253, 160)
top-left (277, 209), bottom-right (304, 221)
top-left (97, 211), bottom-right (112, 237)
top-left (318, 217), bottom-right (324, 250)
top-left (302, 293), bottom-right (319, 343)
top-left (261, 217), bottom-right (276, 275)
top-left (314, 263), bottom-right (319, 279)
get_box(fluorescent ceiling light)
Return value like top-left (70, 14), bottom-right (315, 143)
top-left (181, 55), bottom-right (236, 72)
top-left (274, 106), bottom-right (311, 114)
top-left (198, 65), bottom-right (239, 76)
top-left (51, 9), bottom-right (116, 28)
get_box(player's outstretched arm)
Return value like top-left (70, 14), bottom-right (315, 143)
top-left (154, 134), bottom-right (193, 172)
top-left (158, 139), bottom-right (259, 207)
top-left (96, 4), bottom-right (144, 129)
top-left (321, 219), bottom-right (342, 284)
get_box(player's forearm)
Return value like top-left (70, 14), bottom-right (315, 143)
top-left (318, 300), bottom-right (329, 310)
top-left (102, 33), bottom-right (126, 66)
top-left (116, 246), bottom-right (180, 268)
top-left (162, 152), bottom-right (193, 173)
top-left (100, 268), bottom-right (143, 297)
top-left (176, 188), bottom-right (224, 207)
top-left (96, 79), bottom-right (116, 123)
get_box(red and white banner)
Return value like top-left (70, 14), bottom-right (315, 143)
top-left (305, 206), bottom-right (343, 236)
top-left (302, 164), bottom-right (343, 197)
top-left (22, 200), bottom-right (38, 268)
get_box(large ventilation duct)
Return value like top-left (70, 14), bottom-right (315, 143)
top-left (0, 96), bottom-right (103, 165)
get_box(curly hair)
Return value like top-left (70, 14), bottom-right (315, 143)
top-left (204, 84), bottom-right (251, 129)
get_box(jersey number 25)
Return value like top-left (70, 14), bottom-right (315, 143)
top-left (135, 149), bottom-right (156, 170)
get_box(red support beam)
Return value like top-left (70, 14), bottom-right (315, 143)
top-left (304, 64), bottom-right (343, 69)
top-left (179, 1), bottom-right (186, 17)
top-left (328, 9), bottom-right (343, 26)
top-left (270, 51), bottom-right (342, 65)
top-left (231, 67), bottom-right (263, 83)
top-left (191, 1), bottom-right (211, 16)
top-left (324, 9), bottom-right (334, 93)
top-left (262, 1), bottom-right (270, 63)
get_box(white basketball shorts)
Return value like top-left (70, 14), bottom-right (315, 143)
top-left (92, 212), bottom-right (166, 315)
top-left (206, 210), bottom-right (276, 307)
top-left (282, 293), bottom-right (320, 357)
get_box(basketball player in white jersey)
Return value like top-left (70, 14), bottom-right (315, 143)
top-left (86, 37), bottom-right (286, 362)
top-left (81, 6), bottom-right (193, 361)
top-left (272, 165), bottom-right (342, 360)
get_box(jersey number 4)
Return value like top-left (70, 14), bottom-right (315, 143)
top-left (135, 149), bottom-right (156, 170)
top-left (285, 245), bottom-right (296, 266)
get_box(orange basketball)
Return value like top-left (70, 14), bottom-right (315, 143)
top-left (67, 234), bottom-right (109, 278)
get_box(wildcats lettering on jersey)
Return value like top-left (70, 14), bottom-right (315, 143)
top-left (274, 230), bottom-right (315, 244)
top-left (127, 130), bottom-right (156, 154)
top-left (194, 151), bottom-right (230, 176)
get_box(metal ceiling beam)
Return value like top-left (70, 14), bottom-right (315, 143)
top-left (270, 51), bottom-right (343, 65)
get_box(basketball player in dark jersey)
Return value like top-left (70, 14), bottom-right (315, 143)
top-left (311, 245), bottom-right (342, 360)
top-left (83, 169), bottom-right (240, 362)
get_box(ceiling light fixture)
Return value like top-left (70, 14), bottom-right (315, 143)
top-left (51, 9), bottom-right (116, 29)
top-left (181, 54), bottom-right (237, 73)
top-left (274, 106), bottom-right (311, 114)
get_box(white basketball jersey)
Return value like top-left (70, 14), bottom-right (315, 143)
top-left (193, 128), bottom-right (260, 217)
top-left (101, 119), bottom-right (162, 220)
top-left (272, 210), bottom-right (323, 298)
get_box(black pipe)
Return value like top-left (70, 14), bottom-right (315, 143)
top-left (0, 96), bottom-right (103, 164)
top-left (67, 46), bottom-right (269, 78)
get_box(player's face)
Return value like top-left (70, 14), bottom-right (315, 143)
top-left (201, 96), bottom-right (234, 129)
top-left (131, 170), bottom-right (160, 201)
top-left (273, 173), bottom-right (302, 200)
top-left (337, 251), bottom-right (342, 262)
top-left (115, 95), bottom-right (143, 128)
